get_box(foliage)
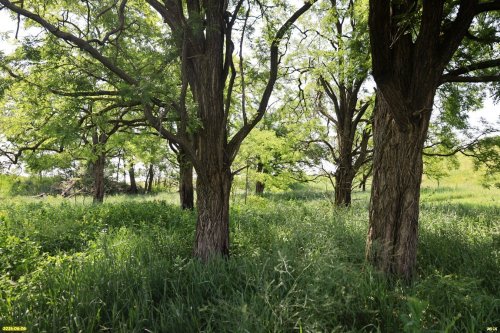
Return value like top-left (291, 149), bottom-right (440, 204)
top-left (468, 135), bottom-right (500, 188)
top-left (234, 112), bottom-right (323, 192)
top-left (423, 155), bottom-right (460, 186)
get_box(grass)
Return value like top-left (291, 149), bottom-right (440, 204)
top-left (421, 155), bottom-right (500, 207)
top-left (0, 158), bottom-right (498, 332)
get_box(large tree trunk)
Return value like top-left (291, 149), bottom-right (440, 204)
top-left (178, 150), bottom-right (194, 210)
top-left (128, 165), bottom-right (138, 194)
top-left (92, 153), bottom-right (106, 204)
top-left (192, 112), bottom-right (232, 261)
top-left (334, 164), bottom-right (354, 206)
top-left (365, 94), bottom-right (431, 282)
top-left (255, 162), bottom-right (265, 195)
top-left (194, 167), bottom-right (232, 261)
top-left (333, 126), bottom-right (356, 207)
top-left (188, 5), bottom-right (233, 261)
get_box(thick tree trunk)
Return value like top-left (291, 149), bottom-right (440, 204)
top-left (194, 168), bottom-right (232, 261)
top-left (178, 151), bottom-right (194, 210)
top-left (334, 165), bottom-right (354, 206)
top-left (129, 165), bottom-right (138, 194)
top-left (92, 153), bottom-right (106, 204)
top-left (187, 8), bottom-right (233, 261)
top-left (255, 162), bottom-right (265, 195)
top-left (365, 94), bottom-right (431, 282)
top-left (333, 127), bottom-right (356, 207)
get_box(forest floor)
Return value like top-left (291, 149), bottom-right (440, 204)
top-left (0, 160), bottom-right (498, 332)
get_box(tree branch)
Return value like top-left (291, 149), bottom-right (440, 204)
top-left (142, 104), bottom-right (199, 170)
top-left (227, 0), bottom-right (318, 161)
top-left (0, 0), bottom-right (137, 85)
top-left (465, 30), bottom-right (500, 44)
top-left (87, 0), bottom-right (128, 46)
top-left (475, 0), bottom-right (500, 14)
top-left (441, 58), bottom-right (500, 78)
top-left (319, 76), bottom-right (341, 116)
top-left (352, 100), bottom-right (371, 131)
top-left (440, 75), bottom-right (500, 83)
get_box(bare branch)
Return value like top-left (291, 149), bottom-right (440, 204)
top-left (319, 76), bottom-right (341, 116)
top-left (423, 130), bottom-right (496, 157)
top-left (352, 100), bottom-right (371, 131)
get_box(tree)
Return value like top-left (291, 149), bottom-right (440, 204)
top-left (128, 163), bottom-right (139, 194)
top-left (0, 49), bottom-right (148, 203)
top-left (365, 0), bottom-right (500, 281)
top-left (312, 0), bottom-right (373, 206)
top-left (0, 0), bottom-right (317, 260)
top-left (282, 0), bottom-right (373, 206)
top-left (119, 130), bottom-right (171, 195)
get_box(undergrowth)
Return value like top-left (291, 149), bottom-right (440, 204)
top-left (0, 192), bottom-right (498, 332)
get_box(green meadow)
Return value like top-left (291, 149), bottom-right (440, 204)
top-left (0, 159), bottom-right (498, 332)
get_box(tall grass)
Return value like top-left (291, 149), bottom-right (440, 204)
top-left (0, 190), bottom-right (498, 332)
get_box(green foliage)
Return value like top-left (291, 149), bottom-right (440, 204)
top-left (0, 189), bottom-right (498, 332)
top-left (0, 234), bottom-right (41, 281)
top-left (233, 93), bottom-right (324, 192)
top-left (423, 154), bottom-right (460, 186)
top-left (468, 136), bottom-right (500, 188)
top-left (438, 83), bottom-right (485, 130)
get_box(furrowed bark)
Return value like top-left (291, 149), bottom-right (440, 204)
top-left (184, 0), bottom-right (232, 261)
top-left (194, 167), bottom-right (232, 261)
top-left (334, 163), bottom-right (355, 206)
top-left (364, 0), bottom-right (499, 282)
top-left (365, 93), bottom-right (432, 282)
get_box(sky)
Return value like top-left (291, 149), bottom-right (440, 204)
top-left (0, 9), bottom-right (498, 126)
